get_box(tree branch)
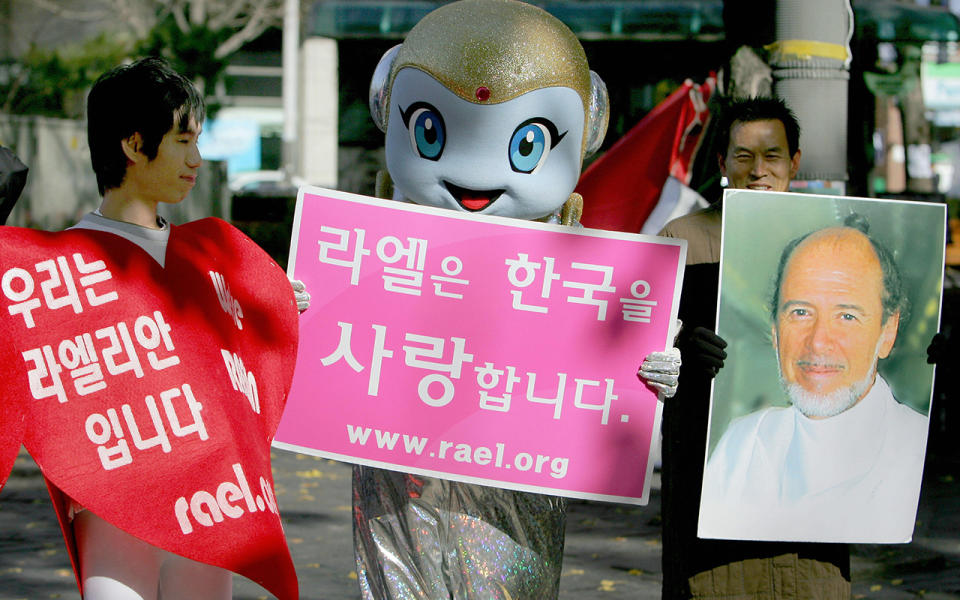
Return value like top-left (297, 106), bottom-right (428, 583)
top-left (111, 0), bottom-right (155, 39)
top-left (171, 3), bottom-right (190, 32)
top-left (208, 0), bottom-right (249, 30)
top-left (188, 0), bottom-right (206, 27)
top-left (29, 0), bottom-right (111, 21)
top-left (214, 1), bottom-right (281, 59)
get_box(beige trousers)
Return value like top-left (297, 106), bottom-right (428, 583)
top-left (687, 553), bottom-right (851, 600)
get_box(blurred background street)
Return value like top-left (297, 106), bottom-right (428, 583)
top-left (2, 445), bottom-right (960, 599)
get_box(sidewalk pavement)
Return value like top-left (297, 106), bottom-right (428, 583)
top-left (2, 447), bottom-right (959, 599)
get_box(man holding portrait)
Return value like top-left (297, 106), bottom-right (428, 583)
top-left (700, 214), bottom-right (933, 543)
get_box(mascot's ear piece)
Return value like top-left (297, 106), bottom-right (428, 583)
top-left (369, 44), bottom-right (403, 133)
top-left (584, 70), bottom-right (609, 157)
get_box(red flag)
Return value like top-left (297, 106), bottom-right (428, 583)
top-left (577, 75), bottom-right (715, 233)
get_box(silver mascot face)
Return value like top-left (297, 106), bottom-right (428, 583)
top-left (385, 67), bottom-right (586, 220)
top-left (370, 0), bottom-right (607, 221)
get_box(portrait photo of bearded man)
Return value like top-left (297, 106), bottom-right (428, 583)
top-left (697, 192), bottom-right (945, 544)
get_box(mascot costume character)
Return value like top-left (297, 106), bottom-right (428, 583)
top-left (353, 1), bottom-right (611, 598)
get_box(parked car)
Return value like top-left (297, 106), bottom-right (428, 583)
top-left (229, 170), bottom-right (303, 222)
top-left (228, 170), bottom-right (304, 269)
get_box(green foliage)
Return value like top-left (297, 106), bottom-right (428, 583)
top-left (1, 33), bottom-right (132, 118)
top-left (136, 15), bottom-right (232, 116)
top-left (3, 10), bottom-right (264, 121)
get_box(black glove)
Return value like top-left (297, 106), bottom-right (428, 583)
top-left (927, 331), bottom-right (950, 365)
top-left (677, 326), bottom-right (727, 378)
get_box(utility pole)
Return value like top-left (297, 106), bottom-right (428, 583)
top-left (771, 0), bottom-right (853, 186)
top-left (282, 0), bottom-right (299, 180)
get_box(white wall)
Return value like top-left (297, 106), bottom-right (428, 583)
top-left (0, 115), bottom-right (98, 230)
top-left (298, 37), bottom-right (339, 188)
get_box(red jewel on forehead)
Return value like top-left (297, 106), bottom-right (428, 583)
top-left (475, 86), bottom-right (491, 102)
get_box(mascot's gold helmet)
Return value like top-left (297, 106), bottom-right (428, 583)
top-left (370, 0), bottom-right (608, 157)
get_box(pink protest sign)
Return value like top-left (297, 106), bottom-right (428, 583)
top-left (274, 187), bottom-right (686, 504)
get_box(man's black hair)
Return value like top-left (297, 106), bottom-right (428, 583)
top-left (770, 213), bottom-right (909, 326)
top-left (716, 96), bottom-right (801, 158)
top-left (87, 57), bottom-right (205, 195)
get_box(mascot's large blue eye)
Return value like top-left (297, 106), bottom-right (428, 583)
top-left (400, 102), bottom-right (445, 161)
top-left (508, 118), bottom-right (565, 174)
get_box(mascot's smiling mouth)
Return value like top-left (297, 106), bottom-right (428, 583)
top-left (444, 181), bottom-right (504, 212)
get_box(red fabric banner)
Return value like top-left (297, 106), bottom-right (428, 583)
top-left (0, 219), bottom-right (299, 600)
top-left (577, 76), bottom-right (715, 233)
top-left (0, 370), bottom-right (24, 492)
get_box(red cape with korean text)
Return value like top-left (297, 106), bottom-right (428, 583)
top-left (0, 219), bottom-right (299, 600)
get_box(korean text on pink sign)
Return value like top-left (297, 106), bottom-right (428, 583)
top-left (274, 187), bottom-right (686, 504)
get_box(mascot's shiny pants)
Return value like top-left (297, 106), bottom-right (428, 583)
top-left (353, 465), bottom-right (566, 599)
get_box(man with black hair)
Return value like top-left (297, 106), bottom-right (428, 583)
top-left (658, 97), bottom-right (851, 599)
top-left (660, 96), bottom-right (801, 265)
top-left (67, 56), bottom-right (226, 600)
top-left (80, 56), bottom-right (204, 237)
top-left (701, 219), bottom-right (926, 543)
top-left (9, 56), bottom-right (305, 600)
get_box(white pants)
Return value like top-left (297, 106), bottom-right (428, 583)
top-left (74, 511), bottom-right (232, 600)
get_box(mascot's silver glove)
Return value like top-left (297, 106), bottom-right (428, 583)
top-left (291, 279), bottom-right (311, 312)
top-left (638, 346), bottom-right (681, 398)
